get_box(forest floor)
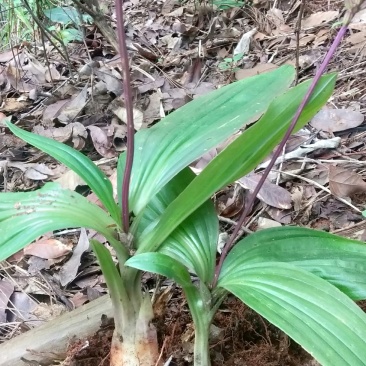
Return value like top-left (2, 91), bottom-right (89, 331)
top-left (1, 0), bottom-right (366, 364)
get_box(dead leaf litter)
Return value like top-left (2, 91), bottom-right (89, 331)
top-left (1, 0), bottom-right (366, 365)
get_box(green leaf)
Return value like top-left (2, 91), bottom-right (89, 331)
top-left (91, 239), bottom-right (125, 296)
top-left (0, 183), bottom-right (118, 261)
top-left (126, 252), bottom-right (193, 288)
top-left (136, 73), bottom-right (336, 253)
top-left (6, 122), bottom-right (120, 224)
top-left (91, 239), bottom-right (129, 329)
top-left (120, 65), bottom-right (295, 214)
top-left (132, 168), bottom-right (218, 283)
top-left (126, 252), bottom-right (207, 336)
top-left (43, 6), bottom-right (92, 25)
top-left (218, 262), bottom-right (366, 366)
top-left (223, 226), bottom-right (366, 300)
top-left (60, 28), bottom-right (83, 44)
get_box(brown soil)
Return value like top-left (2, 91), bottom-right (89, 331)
top-left (64, 295), bottom-right (314, 366)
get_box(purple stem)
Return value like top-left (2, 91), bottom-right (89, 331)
top-left (115, 0), bottom-right (135, 233)
top-left (213, 24), bottom-right (348, 286)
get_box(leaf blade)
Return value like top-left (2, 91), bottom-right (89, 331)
top-left (121, 65), bottom-right (296, 214)
top-left (0, 183), bottom-right (118, 261)
top-left (137, 73), bottom-right (336, 253)
top-left (126, 252), bottom-right (193, 288)
top-left (132, 168), bottom-right (218, 283)
top-left (222, 226), bottom-right (366, 300)
top-left (6, 122), bottom-right (121, 224)
top-left (218, 262), bottom-right (366, 366)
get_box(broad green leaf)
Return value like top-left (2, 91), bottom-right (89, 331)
top-left (126, 252), bottom-right (193, 288)
top-left (224, 226), bottom-right (366, 300)
top-left (6, 122), bottom-right (120, 224)
top-left (131, 168), bottom-right (218, 283)
top-left (120, 65), bottom-right (295, 214)
top-left (43, 6), bottom-right (92, 25)
top-left (218, 262), bottom-right (366, 366)
top-left (136, 74), bottom-right (336, 253)
top-left (0, 183), bottom-right (118, 261)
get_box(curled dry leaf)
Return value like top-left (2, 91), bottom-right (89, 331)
top-left (238, 173), bottom-right (292, 209)
top-left (310, 107), bottom-right (364, 133)
top-left (57, 84), bottom-right (88, 124)
top-left (59, 228), bottom-right (90, 286)
top-left (24, 163), bottom-right (54, 180)
top-left (24, 238), bottom-right (72, 259)
top-left (216, 185), bottom-right (245, 218)
top-left (329, 165), bottom-right (366, 198)
top-left (95, 66), bottom-right (123, 96)
top-left (42, 99), bottom-right (70, 125)
top-left (0, 279), bottom-right (14, 323)
top-left (234, 28), bottom-right (257, 55)
top-left (88, 125), bottom-right (117, 158)
top-left (109, 97), bottom-right (144, 130)
top-left (143, 92), bottom-right (163, 125)
top-left (7, 292), bottom-right (41, 325)
top-left (55, 169), bottom-right (86, 191)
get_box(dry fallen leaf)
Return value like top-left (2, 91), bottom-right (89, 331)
top-left (235, 63), bottom-right (278, 80)
top-left (257, 217), bottom-right (282, 230)
top-left (88, 125), bottom-right (117, 158)
top-left (24, 238), bottom-right (72, 259)
top-left (310, 107), bottom-right (364, 133)
top-left (57, 84), bottom-right (88, 124)
top-left (216, 185), bottom-right (245, 218)
top-left (59, 228), bottom-right (90, 286)
top-left (302, 11), bottom-right (339, 28)
top-left (238, 173), bottom-right (292, 209)
top-left (24, 163), bottom-right (54, 180)
top-left (0, 279), bottom-right (14, 323)
top-left (329, 165), bottom-right (366, 198)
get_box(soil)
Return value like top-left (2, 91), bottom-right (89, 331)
top-left (64, 295), bottom-right (315, 366)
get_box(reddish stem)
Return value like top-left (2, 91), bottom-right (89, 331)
top-left (213, 24), bottom-right (349, 287)
top-left (115, 0), bottom-right (135, 233)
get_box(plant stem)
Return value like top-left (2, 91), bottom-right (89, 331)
top-left (184, 283), bottom-right (214, 366)
top-left (213, 23), bottom-right (349, 287)
top-left (115, 0), bottom-right (135, 233)
top-left (194, 319), bottom-right (211, 366)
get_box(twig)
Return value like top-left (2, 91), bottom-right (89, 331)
top-left (294, 0), bottom-right (305, 85)
top-left (272, 169), bottom-right (361, 214)
top-left (218, 216), bottom-right (253, 234)
top-left (332, 220), bottom-right (366, 236)
top-left (22, 0), bottom-right (73, 76)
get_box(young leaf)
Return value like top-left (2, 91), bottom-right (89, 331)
top-left (218, 262), bottom-right (366, 366)
top-left (0, 183), bottom-right (118, 261)
top-left (223, 226), bottom-right (366, 300)
top-left (126, 252), bottom-right (210, 348)
top-left (126, 252), bottom-right (193, 288)
top-left (136, 74), bottom-right (336, 253)
top-left (6, 122), bottom-right (121, 224)
top-left (132, 168), bottom-right (218, 283)
top-left (119, 65), bottom-right (295, 214)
